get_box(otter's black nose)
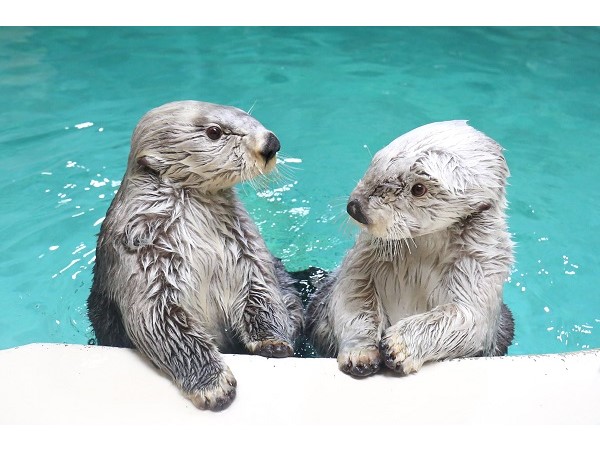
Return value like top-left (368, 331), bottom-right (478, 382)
top-left (261, 132), bottom-right (280, 163)
top-left (347, 199), bottom-right (369, 225)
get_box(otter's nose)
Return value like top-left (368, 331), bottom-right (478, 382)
top-left (347, 199), bottom-right (369, 225)
top-left (261, 132), bottom-right (280, 163)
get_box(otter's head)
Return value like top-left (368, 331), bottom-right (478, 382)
top-left (347, 120), bottom-right (509, 239)
top-left (128, 100), bottom-right (281, 191)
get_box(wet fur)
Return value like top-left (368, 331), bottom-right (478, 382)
top-left (306, 121), bottom-right (515, 377)
top-left (87, 101), bottom-right (303, 410)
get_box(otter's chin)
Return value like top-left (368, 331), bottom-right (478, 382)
top-left (361, 224), bottom-right (389, 240)
top-left (263, 157), bottom-right (277, 173)
top-left (245, 155), bottom-right (277, 178)
top-left (362, 222), bottom-right (417, 241)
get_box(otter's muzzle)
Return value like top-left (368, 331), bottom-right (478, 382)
top-left (347, 199), bottom-right (369, 225)
top-left (260, 132), bottom-right (281, 163)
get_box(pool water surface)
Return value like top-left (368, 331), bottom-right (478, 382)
top-left (0, 26), bottom-right (599, 355)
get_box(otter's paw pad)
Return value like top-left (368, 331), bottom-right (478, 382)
top-left (248, 339), bottom-right (294, 358)
top-left (380, 332), bottom-right (420, 375)
top-left (188, 367), bottom-right (237, 411)
top-left (337, 347), bottom-right (382, 378)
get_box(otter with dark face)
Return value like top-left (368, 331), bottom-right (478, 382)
top-left (87, 101), bottom-right (303, 410)
top-left (307, 120), bottom-right (515, 377)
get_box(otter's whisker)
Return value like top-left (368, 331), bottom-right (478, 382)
top-left (245, 173), bottom-right (261, 193)
top-left (276, 164), bottom-right (303, 177)
top-left (403, 238), bottom-right (413, 256)
top-left (340, 216), bottom-right (359, 239)
top-left (273, 165), bottom-right (299, 185)
top-left (247, 100), bottom-right (257, 115)
top-left (276, 162), bottom-right (303, 174)
top-left (329, 195), bottom-right (351, 213)
top-left (253, 172), bottom-right (268, 192)
top-left (409, 237), bottom-right (417, 251)
top-left (250, 165), bottom-right (270, 192)
top-left (394, 239), bottom-right (403, 259)
top-left (238, 181), bottom-right (251, 197)
top-left (270, 165), bottom-right (295, 186)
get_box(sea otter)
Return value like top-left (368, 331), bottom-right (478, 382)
top-left (307, 120), bottom-right (515, 377)
top-left (87, 101), bottom-right (303, 410)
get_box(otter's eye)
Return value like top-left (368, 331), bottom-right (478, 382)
top-left (411, 183), bottom-right (427, 197)
top-left (206, 125), bottom-right (223, 140)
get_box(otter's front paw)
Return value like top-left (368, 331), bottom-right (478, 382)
top-left (187, 366), bottom-right (237, 411)
top-left (380, 331), bottom-right (421, 375)
top-left (247, 339), bottom-right (294, 358)
top-left (337, 346), bottom-right (382, 378)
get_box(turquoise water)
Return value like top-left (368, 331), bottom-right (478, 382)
top-left (1, 26), bottom-right (599, 355)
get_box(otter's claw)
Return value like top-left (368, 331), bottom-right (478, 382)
top-left (380, 331), bottom-right (422, 375)
top-left (337, 347), bottom-right (382, 378)
top-left (248, 339), bottom-right (294, 358)
top-left (187, 366), bottom-right (237, 411)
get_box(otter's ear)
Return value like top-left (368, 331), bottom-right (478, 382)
top-left (137, 155), bottom-right (163, 174)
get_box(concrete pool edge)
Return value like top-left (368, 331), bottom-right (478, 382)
top-left (1, 343), bottom-right (599, 426)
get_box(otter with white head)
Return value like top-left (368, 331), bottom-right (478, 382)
top-left (307, 120), bottom-right (514, 377)
top-left (88, 101), bottom-right (303, 410)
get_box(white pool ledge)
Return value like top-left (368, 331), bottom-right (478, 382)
top-left (1, 343), bottom-right (599, 427)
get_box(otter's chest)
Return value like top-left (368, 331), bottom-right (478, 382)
top-left (373, 238), bottom-right (455, 322)
top-left (179, 198), bottom-right (252, 311)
